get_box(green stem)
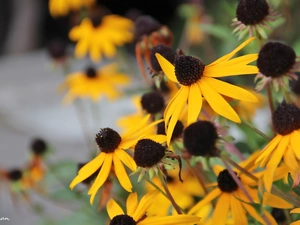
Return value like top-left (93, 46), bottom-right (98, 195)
top-left (241, 118), bottom-right (272, 141)
top-left (185, 159), bottom-right (208, 195)
top-left (145, 176), bottom-right (169, 199)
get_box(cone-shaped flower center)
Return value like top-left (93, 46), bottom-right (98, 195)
top-left (95, 128), bottom-right (122, 153)
top-left (183, 121), bottom-right (218, 156)
top-left (7, 169), bottom-right (23, 181)
top-left (110, 215), bottom-right (136, 225)
top-left (272, 102), bottom-right (300, 135)
top-left (217, 169), bottom-right (239, 193)
top-left (157, 120), bottom-right (184, 141)
top-left (85, 67), bottom-right (98, 78)
top-left (257, 42), bottom-right (296, 78)
top-left (141, 91), bottom-right (165, 114)
top-left (174, 55), bottom-right (205, 86)
top-left (134, 139), bottom-right (165, 167)
top-left (31, 138), bottom-right (47, 155)
top-left (150, 44), bottom-right (176, 72)
top-left (236, 0), bottom-right (269, 25)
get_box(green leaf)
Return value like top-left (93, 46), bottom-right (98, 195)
top-left (200, 24), bottom-right (234, 41)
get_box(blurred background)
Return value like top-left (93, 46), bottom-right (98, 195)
top-left (0, 0), bottom-right (299, 224)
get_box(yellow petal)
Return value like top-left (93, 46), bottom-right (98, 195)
top-left (263, 192), bottom-right (293, 208)
top-left (155, 53), bottom-right (178, 83)
top-left (132, 191), bottom-right (157, 221)
top-left (212, 193), bottom-right (230, 225)
top-left (264, 135), bottom-right (290, 192)
top-left (231, 195), bottom-right (247, 225)
top-left (114, 149), bottom-right (137, 171)
top-left (204, 64), bottom-right (258, 77)
top-left (199, 79), bottom-right (241, 123)
top-left (88, 153), bottom-right (113, 204)
top-left (126, 193), bottom-right (138, 216)
top-left (291, 221), bottom-right (300, 225)
top-left (187, 83), bottom-right (202, 125)
top-left (263, 210), bottom-right (278, 225)
top-left (291, 208), bottom-right (300, 214)
top-left (113, 155), bottom-right (133, 192)
top-left (138, 215), bottom-right (201, 225)
top-left (242, 202), bottom-right (266, 224)
top-left (121, 114), bottom-right (151, 139)
top-left (142, 135), bottom-right (167, 144)
top-left (189, 188), bottom-right (221, 214)
top-left (211, 54), bottom-right (258, 68)
top-left (107, 198), bottom-right (124, 219)
top-left (291, 130), bottom-right (300, 160)
top-left (203, 77), bottom-right (258, 102)
top-left (69, 152), bottom-right (105, 189)
top-left (256, 135), bottom-right (282, 166)
top-left (212, 165), bottom-right (225, 177)
top-left (284, 146), bottom-right (299, 171)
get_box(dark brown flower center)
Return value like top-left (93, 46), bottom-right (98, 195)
top-left (236, 0), bottom-right (269, 25)
top-left (7, 169), bottom-right (23, 181)
top-left (257, 42), bottom-right (296, 78)
top-left (95, 128), bottom-right (122, 153)
top-left (141, 91), bottom-right (165, 114)
top-left (110, 215), bottom-right (136, 225)
top-left (157, 120), bottom-right (184, 141)
top-left (135, 15), bottom-right (161, 41)
top-left (30, 138), bottom-right (47, 155)
top-left (134, 139), bottom-right (165, 167)
top-left (217, 169), bottom-right (239, 193)
top-left (174, 55), bottom-right (205, 86)
top-left (85, 67), bottom-right (98, 78)
top-left (183, 121), bottom-right (218, 156)
top-left (272, 102), bottom-right (300, 135)
top-left (150, 44), bottom-right (176, 72)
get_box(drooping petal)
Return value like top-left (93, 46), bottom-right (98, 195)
top-left (212, 193), bottom-right (230, 225)
top-left (242, 202), bottom-right (266, 224)
top-left (203, 77), bottom-right (258, 102)
top-left (284, 146), bottom-right (299, 171)
top-left (107, 198), bottom-right (124, 219)
top-left (231, 195), bottom-right (247, 225)
top-left (88, 153), bottom-right (113, 204)
top-left (126, 193), bottom-right (138, 217)
top-left (114, 149), bottom-right (137, 171)
top-left (290, 130), bottom-right (300, 160)
top-left (69, 152), bottom-right (105, 189)
top-left (189, 188), bottom-right (222, 214)
top-left (187, 83), bottom-right (202, 126)
top-left (263, 192), bottom-right (293, 209)
top-left (199, 79), bottom-right (241, 123)
top-left (264, 135), bottom-right (290, 192)
top-left (113, 155), bottom-right (133, 192)
top-left (138, 215), bottom-right (201, 225)
top-left (132, 191), bottom-right (157, 221)
top-left (155, 53), bottom-right (178, 83)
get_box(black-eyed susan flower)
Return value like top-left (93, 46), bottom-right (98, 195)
top-left (69, 14), bottom-right (134, 62)
top-left (156, 37), bottom-right (258, 145)
top-left (107, 192), bottom-right (201, 225)
top-left (58, 64), bottom-right (130, 103)
top-left (140, 91), bottom-right (165, 115)
top-left (256, 102), bottom-right (300, 192)
top-left (256, 42), bottom-right (300, 91)
top-left (70, 114), bottom-right (166, 204)
top-left (290, 208), bottom-right (300, 225)
top-left (49, 0), bottom-right (95, 17)
top-left (232, 0), bottom-right (279, 40)
top-left (189, 163), bottom-right (292, 225)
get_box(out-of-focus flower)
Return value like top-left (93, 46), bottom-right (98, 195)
top-left (290, 208), bottom-right (300, 225)
top-left (69, 15), bottom-right (134, 62)
top-left (49, 0), bottom-right (95, 17)
top-left (58, 64), bottom-right (130, 103)
top-left (156, 37), bottom-right (258, 145)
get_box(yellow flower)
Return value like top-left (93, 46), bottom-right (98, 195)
top-left (69, 15), bottom-right (134, 62)
top-left (290, 208), bottom-right (300, 225)
top-left (70, 114), bottom-right (166, 204)
top-left (156, 37), bottom-right (259, 145)
top-left (189, 163), bottom-right (292, 225)
top-left (255, 102), bottom-right (300, 192)
top-left (107, 192), bottom-right (201, 225)
top-left (49, 0), bottom-right (95, 17)
top-left (58, 64), bottom-right (130, 103)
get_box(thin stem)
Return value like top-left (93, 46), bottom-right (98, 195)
top-left (157, 169), bottom-right (183, 214)
top-left (185, 159), bottom-right (208, 195)
top-left (266, 82), bottom-right (275, 116)
top-left (272, 186), bottom-right (300, 208)
top-left (241, 118), bottom-right (272, 141)
top-left (145, 176), bottom-right (168, 199)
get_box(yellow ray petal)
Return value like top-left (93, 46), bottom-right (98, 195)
top-left (88, 153), bottom-right (113, 204)
top-left (203, 77), bottom-right (258, 102)
top-left (138, 215), bottom-right (201, 225)
top-left (155, 53), bottom-right (178, 83)
top-left (187, 83), bottom-right (202, 125)
top-left (107, 198), bottom-right (124, 219)
top-left (208, 37), bottom-right (256, 66)
top-left (126, 193), bottom-right (138, 217)
top-left (263, 192), bottom-right (293, 208)
top-left (114, 149), bottom-right (136, 171)
top-left (291, 208), bottom-right (300, 214)
top-left (113, 155), bottom-right (132, 192)
top-left (264, 210), bottom-right (279, 225)
top-left (291, 130), bottom-right (300, 160)
top-left (212, 193), bottom-right (230, 225)
top-left (256, 135), bottom-right (282, 166)
top-left (189, 188), bottom-right (222, 214)
top-left (231, 195), bottom-right (247, 225)
top-left (212, 165), bottom-right (225, 177)
top-left (131, 119), bottom-right (164, 140)
top-left (166, 87), bottom-right (189, 145)
top-left (132, 191), bottom-right (157, 221)
top-left (264, 135), bottom-right (290, 192)
top-left (242, 202), bottom-right (266, 224)
top-left (204, 64), bottom-right (258, 77)
top-left (210, 54), bottom-right (258, 68)
top-left (284, 146), bottom-right (299, 171)
top-left (199, 79), bottom-right (241, 123)
top-left (121, 114), bottom-right (151, 139)
top-left (69, 152), bottom-right (105, 189)
top-left (291, 221), bottom-right (300, 225)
